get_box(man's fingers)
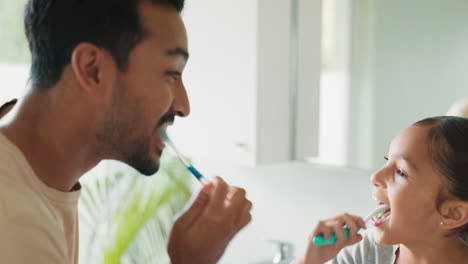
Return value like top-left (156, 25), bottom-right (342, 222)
top-left (208, 177), bottom-right (229, 212)
top-left (238, 210), bottom-right (252, 231)
top-left (174, 183), bottom-right (212, 230)
top-left (234, 196), bottom-right (252, 230)
top-left (226, 187), bottom-right (246, 209)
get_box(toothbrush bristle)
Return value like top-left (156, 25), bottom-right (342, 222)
top-left (364, 204), bottom-right (390, 223)
top-left (373, 205), bottom-right (390, 220)
top-left (160, 129), bottom-right (169, 141)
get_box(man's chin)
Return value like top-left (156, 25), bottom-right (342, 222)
top-left (135, 163), bottom-right (160, 176)
top-left (123, 146), bottom-right (162, 176)
top-left (127, 154), bottom-right (161, 176)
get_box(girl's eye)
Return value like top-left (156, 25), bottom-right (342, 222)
top-left (384, 155), bottom-right (408, 178)
top-left (396, 168), bottom-right (407, 177)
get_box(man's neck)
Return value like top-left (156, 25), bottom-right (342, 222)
top-left (0, 90), bottom-right (101, 192)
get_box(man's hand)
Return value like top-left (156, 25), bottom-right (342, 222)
top-left (167, 176), bottom-right (252, 264)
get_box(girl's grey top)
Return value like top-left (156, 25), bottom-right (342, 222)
top-left (327, 231), bottom-right (398, 264)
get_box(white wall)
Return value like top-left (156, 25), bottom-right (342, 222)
top-left (349, 0), bottom-right (468, 170)
top-left (172, 0), bottom-right (258, 167)
top-left (176, 0), bottom-right (322, 168)
top-left (0, 64), bottom-right (29, 100)
top-left (211, 162), bottom-right (374, 263)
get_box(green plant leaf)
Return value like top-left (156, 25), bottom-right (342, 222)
top-left (79, 153), bottom-right (193, 264)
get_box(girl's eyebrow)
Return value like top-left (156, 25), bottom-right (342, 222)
top-left (388, 140), bottom-right (419, 171)
top-left (396, 153), bottom-right (418, 171)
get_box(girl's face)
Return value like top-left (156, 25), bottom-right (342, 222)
top-left (370, 125), bottom-right (445, 245)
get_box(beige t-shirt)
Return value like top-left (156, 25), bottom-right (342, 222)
top-left (0, 133), bottom-right (80, 263)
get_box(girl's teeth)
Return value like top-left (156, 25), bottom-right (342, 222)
top-left (372, 210), bottom-right (391, 225)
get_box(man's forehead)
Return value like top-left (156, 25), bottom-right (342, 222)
top-left (139, 3), bottom-right (186, 38)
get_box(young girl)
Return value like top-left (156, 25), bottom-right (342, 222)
top-left (293, 116), bottom-right (468, 264)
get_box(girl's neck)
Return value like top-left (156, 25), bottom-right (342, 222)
top-left (395, 236), bottom-right (468, 264)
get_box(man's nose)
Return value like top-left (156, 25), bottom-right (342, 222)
top-left (171, 81), bottom-right (190, 117)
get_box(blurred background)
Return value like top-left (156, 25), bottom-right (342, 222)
top-left (1, 0), bottom-right (468, 263)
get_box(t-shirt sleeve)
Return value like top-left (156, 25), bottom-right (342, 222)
top-left (0, 224), bottom-right (66, 263)
top-left (0, 188), bottom-right (67, 263)
top-left (326, 232), bottom-right (374, 264)
top-left (326, 231), bottom-right (397, 264)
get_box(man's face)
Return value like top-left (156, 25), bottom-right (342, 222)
top-left (97, 3), bottom-right (190, 175)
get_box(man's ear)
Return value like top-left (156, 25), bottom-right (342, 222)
top-left (70, 43), bottom-right (112, 94)
top-left (440, 200), bottom-right (468, 230)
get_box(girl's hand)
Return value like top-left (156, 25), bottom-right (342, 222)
top-left (293, 213), bottom-right (367, 264)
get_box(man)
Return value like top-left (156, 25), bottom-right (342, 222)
top-left (0, 0), bottom-right (252, 263)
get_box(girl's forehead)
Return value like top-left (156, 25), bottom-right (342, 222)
top-left (390, 125), bottom-right (431, 158)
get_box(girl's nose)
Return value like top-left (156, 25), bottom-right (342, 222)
top-left (370, 166), bottom-right (388, 188)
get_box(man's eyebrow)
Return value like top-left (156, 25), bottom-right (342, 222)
top-left (166, 47), bottom-right (189, 61)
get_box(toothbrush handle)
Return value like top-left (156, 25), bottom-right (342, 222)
top-left (312, 228), bottom-right (350, 246)
top-left (187, 165), bottom-right (207, 184)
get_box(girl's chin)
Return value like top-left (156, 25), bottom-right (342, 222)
top-left (371, 229), bottom-right (397, 245)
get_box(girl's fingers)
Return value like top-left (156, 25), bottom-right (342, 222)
top-left (341, 213), bottom-right (360, 238)
top-left (357, 217), bottom-right (367, 230)
top-left (330, 221), bottom-right (345, 242)
top-left (313, 220), bottom-right (334, 241)
top-left (346, 233), bottom-right (363, 246)
top-left (311, 213), bottom-right (365, 245)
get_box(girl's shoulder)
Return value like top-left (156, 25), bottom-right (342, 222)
top-left (327, 231), bottom-right (398, 264)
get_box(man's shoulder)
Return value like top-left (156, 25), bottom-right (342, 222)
top-left (0, 172), bottom-right (49, 220)
top-left (0, 146), bottom-right (51, 225)
top-left (0, 134), bottom-right (25, 184)
top-left (0, 179), bottom-right (68, 262)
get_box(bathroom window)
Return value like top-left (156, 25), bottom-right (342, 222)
top-left (312, 0), bottom-right (352, 167)
top-left (0, 0), bottom-right (30, 101)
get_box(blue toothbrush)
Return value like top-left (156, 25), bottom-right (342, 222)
top-left (160, 129), bottom-right (209, 185)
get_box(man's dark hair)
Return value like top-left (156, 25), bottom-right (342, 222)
top-left (24, 0), bottom-right (185, 90)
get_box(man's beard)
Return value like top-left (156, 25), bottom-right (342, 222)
top-left (126, 113), bottom-right (174, 175)
top-left (96, 80), bottom-right (176, 176)
top-left (96, 105), bottom-right (175, 176)
top-left (124, 135), bottom-right (161, 176)
top-left (97, 116), bottom-right (162, 176)
top-left (96, 99), bottom-right (161, 176)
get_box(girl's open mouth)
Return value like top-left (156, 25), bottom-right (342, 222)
top-left (371, 206), bottom-right (391, 226)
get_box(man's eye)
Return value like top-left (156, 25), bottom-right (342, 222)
top-left (168, 71), bottom-right (181, 80)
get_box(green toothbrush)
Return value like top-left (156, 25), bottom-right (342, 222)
top-left (312, 204), bottom-right (390, 246)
